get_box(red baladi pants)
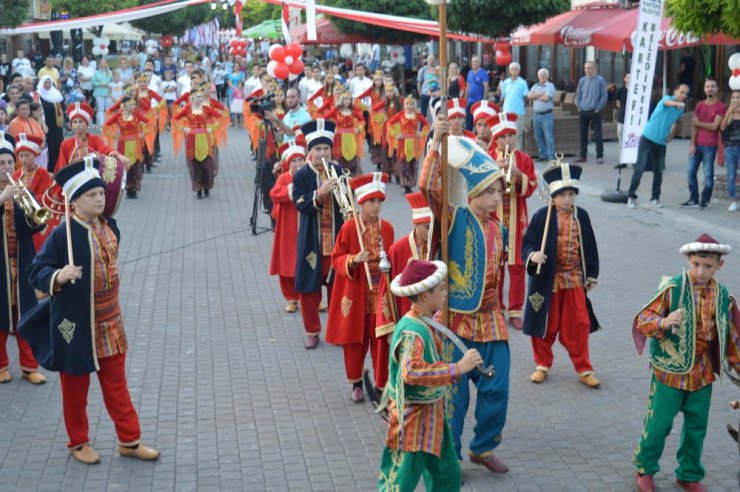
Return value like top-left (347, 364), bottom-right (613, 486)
top-left (0, 309), bottom-right (39, 372)
top-left (531, 288), bottom-right (593, 374)
top-left (299, 255), bottom-right (332, 335)
top-left (498, 263), bottom-right (525, 318)
top-left (59, 353), bottom-right (141, 448)
top-left (279, 276), bottom-right (298, 302)
top-left (342, 313), bottom-right (389, 389)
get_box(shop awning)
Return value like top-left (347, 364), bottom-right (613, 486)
top-left (37, 23), bottom-right (144, 41)
top-left (511, 2), bottom-right (740, 52)
top-left (289, 15), bottom-right (373, 45)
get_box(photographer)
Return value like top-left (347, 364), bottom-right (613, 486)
top-left (265, 88), bottom-right (311, 144)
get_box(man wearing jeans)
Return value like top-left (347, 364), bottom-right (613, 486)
top-left (681, 78), bottom-right (726, 209)
top-left (499, 62), bottom-right (527, 148)
top-left (417, 54), bottom-right (436, 119)
top-left (575, 61), bottom-right (607, 164)
top-left (527, 68), bottom-right (556, 161)
top-left (464, 56), bottom-right (490, 132)
top-left (627, 85), bottom-right (689, 209)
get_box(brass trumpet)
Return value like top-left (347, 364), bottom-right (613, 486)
top-left (6, 173), bottom-right (51, 226)
top-left (321, 158), bottom-right (353, 220)
top-left (503, 144), bottom-right (517, 193)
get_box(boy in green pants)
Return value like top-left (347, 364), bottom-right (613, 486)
top-left (377, 260), bottom-right (482, 492)
top-left (632, 233), bottom-right (740, 492)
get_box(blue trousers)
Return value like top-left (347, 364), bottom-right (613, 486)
top-left (447, 339), bottom-right (510, 459)
top-left (687, 145), bottom-right (717, 205)
top-left (534, 111), bottom-right (556, 160)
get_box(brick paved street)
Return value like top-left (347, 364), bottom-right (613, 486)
top-left (0, 128), bottom-right (738, 491)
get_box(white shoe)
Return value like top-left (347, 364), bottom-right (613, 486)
top-left (650, 199), bottom-right (663, 208)
top-left (729, 201), bottom-right (737, 212)
top-left (627, 198), bottom-right (636, 209)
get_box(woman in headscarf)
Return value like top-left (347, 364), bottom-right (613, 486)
top-left (36, 75), bottom-right (64, 173)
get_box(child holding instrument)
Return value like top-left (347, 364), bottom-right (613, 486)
top-left (326, 172), bottom-right (394, 403)
top-left (19, 156), bottom-right (159, 465)
top-left (521, 160), bottom-right (601, 388)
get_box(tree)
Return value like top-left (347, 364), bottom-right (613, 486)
top-left (240, 1), bottom-right (282, 29)
top-left (327, 0), bottom-right (432, 44)
top-left (54, 0), bottom-right (137, 35)
top-left (446, 0), bottom-right (570, 38)
top-left (0, 0), bottom-right (31, 29)
top-left (667, 0), bottom-right (740, 38)
top-left (131, 0), bottom-right (216, 36)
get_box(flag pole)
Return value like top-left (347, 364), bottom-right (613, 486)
top-left (437, 0), bottom-right (450, 326)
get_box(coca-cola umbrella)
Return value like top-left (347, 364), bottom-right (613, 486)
top-left (289, 15), bottom-right (373, 45)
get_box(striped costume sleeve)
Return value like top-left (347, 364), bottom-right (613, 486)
top-left (636, 290), bottom-right (670, 339)
top-left (400, 334), bottom-right (458, 387)
top-left (418, 150), bottom-right (443, 220)
top-left (726, 299), bottom-right (740, 371)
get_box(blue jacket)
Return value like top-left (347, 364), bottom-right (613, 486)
top-left (291, 162), bottom-right (344, 293)
top-left (18, 216), bottom-right (120, 375)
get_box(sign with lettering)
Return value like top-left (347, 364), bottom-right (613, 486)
top-left (620, 0), bottom-right (665, 164)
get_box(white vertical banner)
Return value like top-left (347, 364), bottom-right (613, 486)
top-left (619, 0), bottom-right (665, 164)
top-left (306, 0), bottom-right (317, 41)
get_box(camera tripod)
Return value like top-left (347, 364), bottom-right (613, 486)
top-left (249, 117), bottom-right (276, 235)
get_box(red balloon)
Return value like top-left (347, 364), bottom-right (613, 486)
top-left (288, 58), bottom-right (304, 75)
top-left (496, 52), bottom-right (512, 67)
top-left (285, 43), bottom-right (302, 58)
top-left (230, 39), bottom-right (239, 48)
top-left (270, 46), bottom-right (286, 63)
top-left (274, 62), bottom-right (290, 80)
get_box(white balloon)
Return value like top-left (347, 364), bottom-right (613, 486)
top-left (730, 76), bottom-right (740, 91)
top-left (395, 56), bottom-right (405, 65)
top-left (100, 38), bottom-right (111, 47)
top-left (289, 72), bottom-right (298, 81)
top-left (147, 46), bottom-right (156, 55)
top-left (266, 60), bottom-right (279, 78)
top-left (339, 44), bottom-right (353, 58)
top-left (285, 56), bottom-right (293, 65)
top-left (92, 46), bottom-right (102, 56)
top-left (93, 37), bottom-right (103, 47)
top-left (729, 52), bottom-right (740, 71)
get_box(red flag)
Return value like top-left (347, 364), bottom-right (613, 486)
top-left (282, 1), bottom-right (291, 43)
top-left (235, 0), bottom-right (244, 37)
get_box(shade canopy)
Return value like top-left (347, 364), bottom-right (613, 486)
top-left (289, 15), bottom-right (373, 45)
top-left (511, 2), bottom-right (740, 52)
top-left (38, 23), bottom-right (144, 41)
top-left (244, 19), bottom-right (282, 40)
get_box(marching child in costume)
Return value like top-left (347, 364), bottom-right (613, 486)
top-left (326, 172), bottom-right (394, 403)
top-left (269, 141), bottom-right (306, 314)
top-left (56, 103), bottom-right (130, 171)
top-left (377, 259), bottom-right (483, 492)
top-left (13, 133), bottom-right (53, 251)
top-left (489, 113), bottom-right (537, 330)
top-left (470, 100), bottom-right (499, 151)
top-left (172, 85), bottom-right (223, 199)
top-left (103, 95), bottom-right (150, 199)
top-left (377, 84), bottom-right (402, 177)
top-left (292, 119), bottom-right (344, 349)
top-left (0, 134), bottom-right (46, 386)
top-left (324, 91), bottom-right (366, 176)
top-left (419, 120), bottom-right (511, 474)
top-left (522, 161), bottom-right (601, 387)
top-left (632, 234), bottom-right (740, 492)
top-left (358, 71), bottom-right (385, 171)
top-left (19, 156), bottom-right (159, 465)
top-left (386, 96), bottom-right (429, 193)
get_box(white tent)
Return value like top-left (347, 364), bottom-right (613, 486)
top-left (37, 23), bottom-right (144, 41)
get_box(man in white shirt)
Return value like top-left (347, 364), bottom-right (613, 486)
top-left (370, 44), bottom-right (381, 72)
top-left (298, 65), bottom-right (312, 103)
top-left (144, 60), bottom-right (163, 95)
top-left (243, 65), bottom-right (261, 99)
top-left (11, 50), bottom-right (30, 73)
top-left (304, 66), bottom-right (323, 106)
top-left (349, 63), bottom-right (372, 107)
top-left (177, 60), bottom-right (194, 97)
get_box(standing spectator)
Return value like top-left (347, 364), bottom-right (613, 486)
top-left (616, 73), bottom-right (629, 147)
top-left (160, 54), bottom-right (177, 77)
top-left (12, 50), bottom-right (29, 73)
top-left (721, 91), bottom-right (740, 212)
top-left (303, 66), bottom-right (323, 106)
top-left (0, 54), bottom-right (11, 91)
top-left (30, 48), bottom-right (43, 70)
top-left (144, 60), bottom-right (162, 95)
top-left (38, 55), bottom-right (60, 88)
top-left (297, 65), bottom-right (312, 103)
top-left (77, 56), bottom-right (95, 105)
top-left (59, 57), bottom-right (77, 97)
top-left (447, 62), bottom-right (466, 99)
top-left (92, 59), bottom-right (113, 126)
top-left (212, 62), bottom-right (226, 102)
top-left (627, 84), bottom-right (688, 209)
top-left (349, 63), bottom-right (372, 106)
top-left (21, 77), bottom-right (39, 103)
top-left (499, 62), bottom-right (527, 148)
top-left (161, 70), bottom-right (177, 129)
top-left (575, 61), bottom-right (607, 164)
top-left (527, 68), bottom-right (556, 161)
top-left (109, 71), bottom-right (124, 103)
top-left (463, 56), bottom-right (489, 132)
top-left (177, 60), bottom-right (194, 97)
top-left (416, 54), bottom-right (436, 119)
top-left (677, 47), bottom-right (696, 98)
top-left (370, 43), bottom-right (381, 72)
top-left (37, 75), bottom-right (64, 172)
top-left (130, 55), bottom-right (142, 74)
top-left (226, 63), bottom-right (245, 107)
top-left (116, 57), bottom-right (134, 86)
top-left (681, 78), bottom-right (726, 209)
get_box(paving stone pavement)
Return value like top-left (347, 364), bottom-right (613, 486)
top-left (0, 127), bottom-right (738, 492)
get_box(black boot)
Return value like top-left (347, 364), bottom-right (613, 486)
top-left (196, 190), bottom-right (203, 199)
top-left (204, 189), bottom-right (209, 198)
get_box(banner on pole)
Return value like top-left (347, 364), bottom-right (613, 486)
top-left (619, 0), bottom-right (665, 164)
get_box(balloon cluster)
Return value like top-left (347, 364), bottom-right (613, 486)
top-left (267, 43), bottom-right (304, 80)
top-left (389, 46), bottom-right (406, 66)
top-left (229, 38), bottom-right (248, 57)
top-left (161, 35), bottom-right (173, 49)
top-left (494, 40), bottom-right (512, 68)
top-left (145, 39), bottom-right (158, 56)
top-left (92, 37), bottom-right (111, 57)
top-left (729, 52), bottom-right (740, 91)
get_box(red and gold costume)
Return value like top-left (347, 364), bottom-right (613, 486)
top-left (103, 109), bottom-right (150, 196)
top-left (307, 87), bottom-right (326, 118)
top-left (326, 173), bottom-right (394, 390)
top-left (324, 106), bottom-right (365, 175)
top-left (386, 109), bottom-right (429, 189)
top-left (12, 164), bottom-right (53, 252)
top-left (489, 117), bottom-right (537, 321)
top-left (172, 101), bottom-right (223, 194)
